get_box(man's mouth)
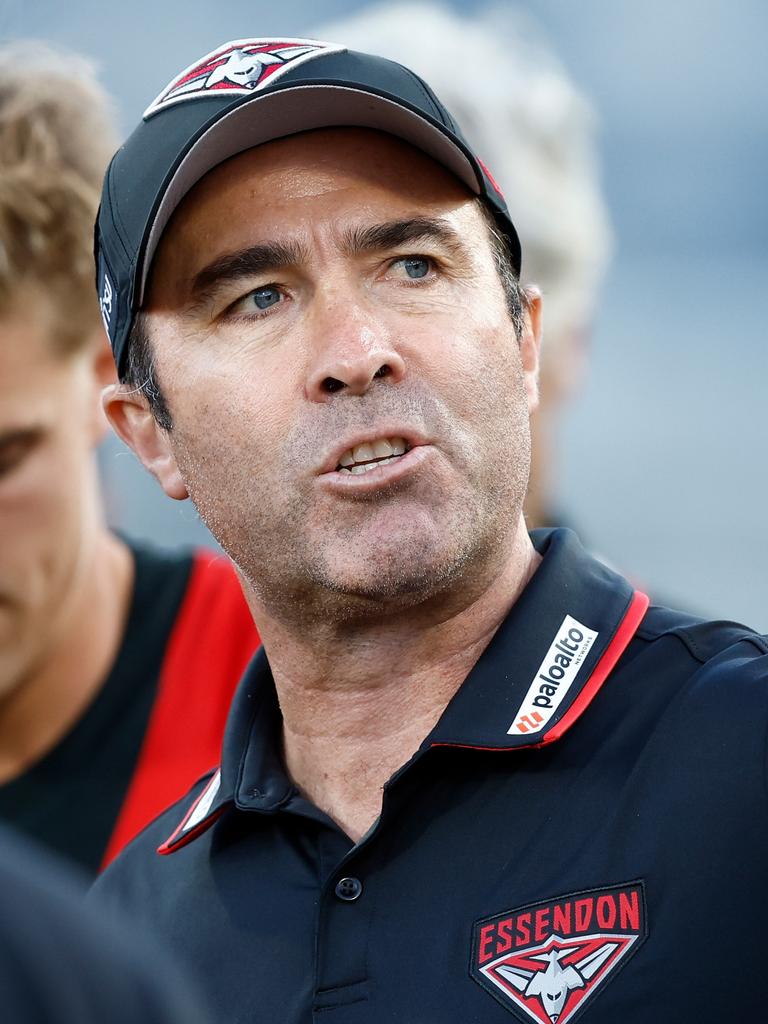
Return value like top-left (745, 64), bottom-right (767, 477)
top-left (336, 436), bottom-right (411, 475)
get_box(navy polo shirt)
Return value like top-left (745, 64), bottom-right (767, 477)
top-left (90, 529), bottom-right (768, 1024)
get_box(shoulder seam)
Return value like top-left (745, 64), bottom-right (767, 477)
top-left (743, 634), bottom-right (768, 655)
top-left (634, 624), bottom-right (767, 663)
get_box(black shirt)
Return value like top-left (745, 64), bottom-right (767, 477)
top-left (0, 543), bottom-right (193, 873)
top-left (90, 529), bottom-right (768, 1024)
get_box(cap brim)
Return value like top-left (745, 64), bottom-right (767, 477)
top-left (139, 83), bottom-right (483, 301)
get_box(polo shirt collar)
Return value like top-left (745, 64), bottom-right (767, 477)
top-left (158, 652), bottom-right (286, 854)
top-left (219, 528), bottom-right (648, 811)
top-left (426, 528), bottom-right (648, 750)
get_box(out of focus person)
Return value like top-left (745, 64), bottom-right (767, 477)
top-left (316, 2), bottom-right (612, 528)
top-left (0, 42), bottom-right (258, 874)
top-left (0, 823), bottom-right (213, 1023)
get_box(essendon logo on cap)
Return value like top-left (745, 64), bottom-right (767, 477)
top-left (471, 882), bottom-right (647, 1023)
top-left (144, 37), bottom-right (345, 119)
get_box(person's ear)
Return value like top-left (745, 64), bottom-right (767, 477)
top-left (519, 287), bottom-right (543, 414)
top-left (102, 383), bottom-right (188, 501)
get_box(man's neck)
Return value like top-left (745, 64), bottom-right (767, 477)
top-left (254, 523), bottom-right (540, 842)
top-left (0, 528), bottom-right (134, 783)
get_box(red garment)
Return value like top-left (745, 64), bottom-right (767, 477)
top-left (101, 551), bottom-right (258, 869)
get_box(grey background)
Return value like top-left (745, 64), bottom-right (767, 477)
top-left (3, 0), bottom-right (765, 627)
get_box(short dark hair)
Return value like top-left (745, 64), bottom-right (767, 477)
top-left (120, 197), bottom-right (528, 430)
top-left (477, 199), bottom-right (529, 337)
top-left (121, 313), bottom-right (174, 431)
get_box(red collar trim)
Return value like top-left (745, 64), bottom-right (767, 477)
top-left (431, 590), bottom-right (649, 753)
top-left (157, 768), bottom-right (225, 856)
top-left (527, 589), bottom-right (649, 748)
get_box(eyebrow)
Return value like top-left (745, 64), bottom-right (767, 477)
top-left (187, 217), bottom-right (467, 305)
top-left (0, 427), bottom-right (44, 466)
top-left (338, 217), bottom-right (467, 259)
top-left (0, 427), bottom-right (43, 447)
top-left (190, 239), bottom-right (309, 304)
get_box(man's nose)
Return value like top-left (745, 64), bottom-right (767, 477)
top-left (305, 303), bottom-right (406, 401)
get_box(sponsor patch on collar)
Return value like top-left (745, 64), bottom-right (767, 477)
top-left (508, 615), bottom-right (598, 736)
top-left (471, 882), bottom-right (647, 1023)
top-left (144, 38), bottom-right (345, 119)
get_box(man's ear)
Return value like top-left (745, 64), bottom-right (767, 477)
top-left (102, 383), bottom-right (189, 501)
top-left (519, 287), bottom-right (543, 414)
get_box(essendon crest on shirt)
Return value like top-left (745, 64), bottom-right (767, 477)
top-left (471, 882), bottom-right (647, 1023)
top-left (144, 38), bottom-right (345, 119)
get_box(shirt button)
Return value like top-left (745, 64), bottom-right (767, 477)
top-left (335, 877), bottom-right (363, 902)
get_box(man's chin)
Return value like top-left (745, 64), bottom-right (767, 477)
top-left (308, 544), bottom-right (472, 608)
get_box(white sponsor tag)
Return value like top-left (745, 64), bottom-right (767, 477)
top-left (508, 615), bottom-right (598, 736)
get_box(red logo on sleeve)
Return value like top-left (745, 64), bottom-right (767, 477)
top-left (471, 882), bottom-right (647, 1023)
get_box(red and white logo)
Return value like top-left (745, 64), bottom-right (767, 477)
top-left (471, 882), bottom-right (647, 1023)
top-left (144, 38), bottom-right (345, 119)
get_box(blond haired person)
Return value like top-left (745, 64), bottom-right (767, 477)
top-left (0, 44), bottom-right (258, 874)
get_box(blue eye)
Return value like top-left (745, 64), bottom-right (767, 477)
top-left (253, 286), bottom-right (282, 309)
top-left (402, 257), bottom-right (430, 279)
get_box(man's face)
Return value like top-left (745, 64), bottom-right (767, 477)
top-left (0, 290), bottom-right (105, 693)
top-left (121, 128), bottom-right (540, 621)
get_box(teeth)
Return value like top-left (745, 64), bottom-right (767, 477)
top-left (372, 438), bottom-right (394, 458)
top-left (352, 442), bottom-right (375, 462)
top-left (337, 436), bottom-right (409, 472)
top-left (339, 455), bottom-right (402, 475)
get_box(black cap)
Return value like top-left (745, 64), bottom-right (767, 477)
top-left (95, 37), bottom-right (522, 375)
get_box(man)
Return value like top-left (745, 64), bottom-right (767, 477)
top-left (91, 37), bottom-right (768, 1023)
top-left (0, 43), bottom-right (258, 874)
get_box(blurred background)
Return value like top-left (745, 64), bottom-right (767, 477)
top-left (2, 0), bottom-right (765, 627)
